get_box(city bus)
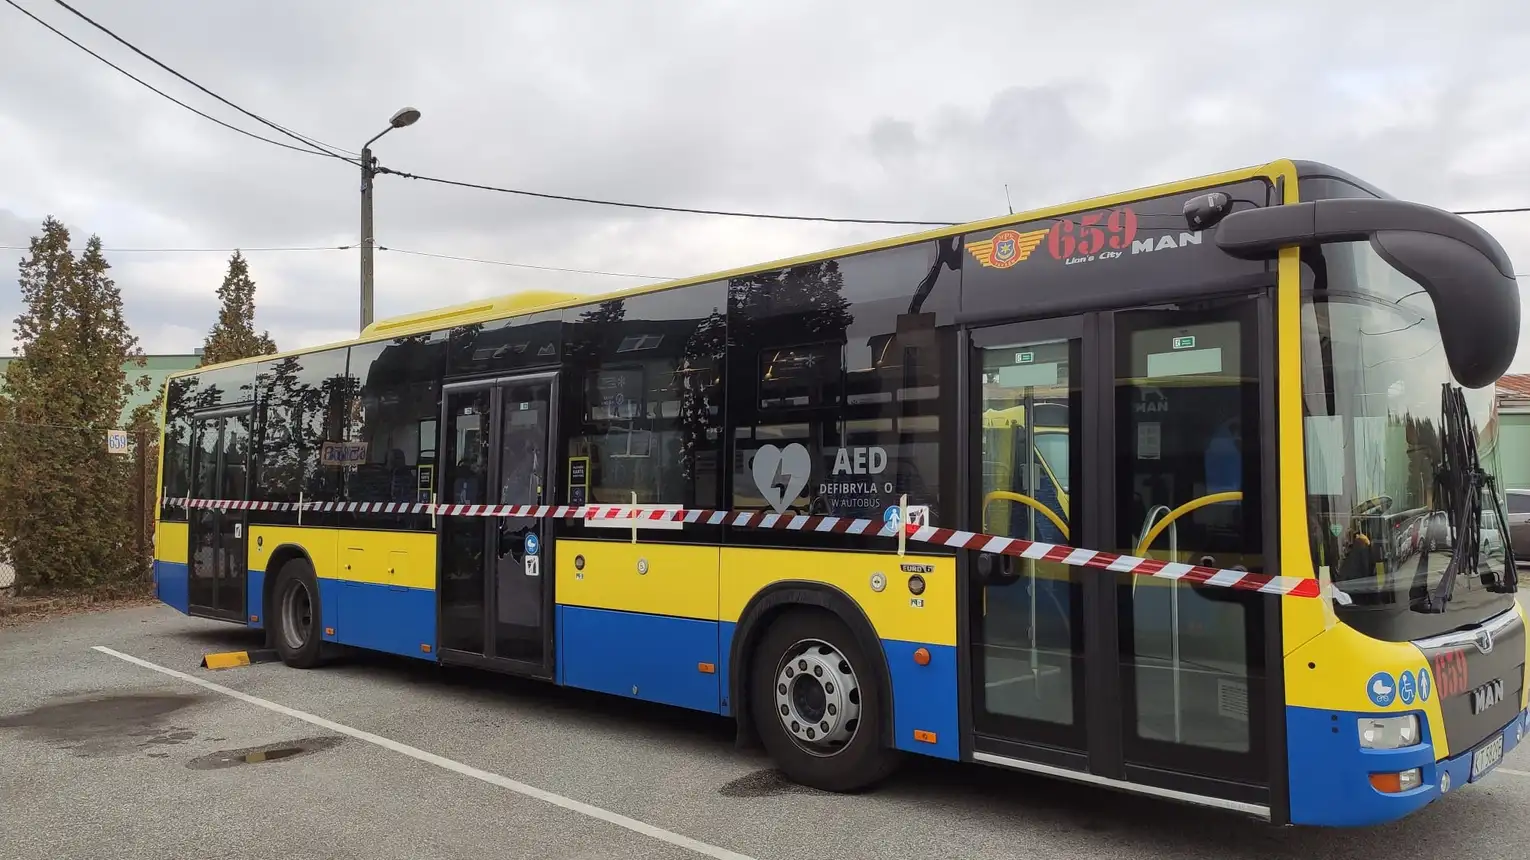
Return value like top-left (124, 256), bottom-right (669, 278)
top-left (150, 158), bottom-right (1526, 826)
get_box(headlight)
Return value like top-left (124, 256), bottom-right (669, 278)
top-left (1359, 715), bottom-right (1420, 749)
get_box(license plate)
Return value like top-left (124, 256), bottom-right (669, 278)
top-left (1471, 733), bottom-right (1505, 780)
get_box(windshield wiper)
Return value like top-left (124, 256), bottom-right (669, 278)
top-left (1421, 384), bottom-right (1514, 612)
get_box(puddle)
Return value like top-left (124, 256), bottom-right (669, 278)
top-left (718, 768), bottom-right (825, 798)
top-left (186, 736), bottom-right (344, 770)
top-left (0, 692), bottom-right (204, 758)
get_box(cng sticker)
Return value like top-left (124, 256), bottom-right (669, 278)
top-left (1172, 335), bottom-right (1195, 350)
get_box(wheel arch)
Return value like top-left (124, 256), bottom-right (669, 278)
top-left (729, 580), bottom-right (894, 750)
top-left (261, 543), bottom-right (315, 647)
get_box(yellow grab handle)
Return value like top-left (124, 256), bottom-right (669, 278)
top-left (981, 491), bottom-right (1069, 540)
top-left (1134, 492), bottom-right (1243, 557)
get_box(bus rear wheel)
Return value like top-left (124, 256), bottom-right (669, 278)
top-left (749, 608), bottom-right (901, 791)
top-left (271, 558), bottom-right (324, 669)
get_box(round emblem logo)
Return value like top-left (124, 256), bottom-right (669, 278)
top-left (990, 230), bottom-right (1023, 269)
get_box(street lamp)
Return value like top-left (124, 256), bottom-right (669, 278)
top-left (359, 106), bottom-right (421, 332)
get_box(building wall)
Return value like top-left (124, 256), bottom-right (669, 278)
top-left (1499, 412), bottom-right (1530, 489)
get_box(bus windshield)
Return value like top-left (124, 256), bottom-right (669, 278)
top-left (1300, 240), bottom-right (1516, 642)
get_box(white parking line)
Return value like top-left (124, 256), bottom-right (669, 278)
top-left (1497, 767), bottom-right (1530, 777)
top-left (93, 645), bottom-right (759, 860)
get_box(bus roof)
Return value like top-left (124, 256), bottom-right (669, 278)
top-left (169, 158), bottom-right (1301, 381)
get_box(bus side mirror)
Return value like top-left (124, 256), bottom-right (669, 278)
top-left (1214, 198), bottom-right (1520, 389)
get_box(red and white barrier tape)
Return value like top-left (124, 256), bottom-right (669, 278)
top-left (162, 497), bottom-right (1325, 599)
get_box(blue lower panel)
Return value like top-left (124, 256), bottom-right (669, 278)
top-left (154, 561), bottom-right (189, 614)
top-left (718, 620), bottom-right (738, 717)
top-left (558, 605), bottom-right (722, 713)
top-left (316, 579), bottom-right (343, 643)
top-left (316, 578), bottom-right (435, 660)
top-left (247, 569), bottom-right (265, 629)
top-left (884, 639), bottom-right (959, 760)
top-left (1288, 705), bottom-right (1529, 826)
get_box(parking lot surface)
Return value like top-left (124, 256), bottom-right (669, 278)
top-left (4, 605), bottom-right (1530, 860)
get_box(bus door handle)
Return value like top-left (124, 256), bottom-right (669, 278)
top-left (974, 551), bottom-right (1020, 586)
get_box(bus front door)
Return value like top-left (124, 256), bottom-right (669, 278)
top-left (186, 408), bottom-right (251, 622)
top-left (437, 372), bottom-right (556, 679)
top-left (964, 296), bottom-right (1273, 815)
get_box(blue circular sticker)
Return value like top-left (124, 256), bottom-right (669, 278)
top-left (1398, 670), bottom-right (1417, 705)
top-left (1418, 667), bottom-right (1432, 702)
top-left (1366, 671), bottom-right (1398, 708)
top-left (525, 533), bottom-right (540, 555)
top-left (883, 506), bottom-right (902, 524)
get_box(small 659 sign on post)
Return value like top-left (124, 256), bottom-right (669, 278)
top-left (105, 429), bottom-right (132, 456)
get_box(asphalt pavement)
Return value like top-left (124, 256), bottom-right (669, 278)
top-left (4, 605), bottom-right (1530, 860)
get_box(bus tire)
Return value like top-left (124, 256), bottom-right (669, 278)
top-left (271, 558), bottom-right (324, 669)
top-left (749, 607), bottom-right (901, 792)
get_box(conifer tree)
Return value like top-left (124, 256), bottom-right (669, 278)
top-left (0, 220), bottom-right (148, 591)
top-left (201, 250), bottom-right (277, 365)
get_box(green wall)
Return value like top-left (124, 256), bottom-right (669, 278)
top-left (1499, 412), bottom-right (1530, 490)
top-left (0, 353), bottom-right (201, 427)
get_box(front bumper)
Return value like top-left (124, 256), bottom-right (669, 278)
top-left (1287, 705), bottom-right (1528, 826)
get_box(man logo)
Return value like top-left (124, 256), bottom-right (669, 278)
top-left (1476, 627), bottom-right (1495, 654)
top-left (751, 443), bottom-right (811, 514)
top-left (1471, 678), bottom-right (1505, 715)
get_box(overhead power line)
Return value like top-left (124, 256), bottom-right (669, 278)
top-left (2, 0), bottom-right (341, 159)
top-left (0, 244), bottom-right (351, 253)
top-left (372, 167), bottom-right (964, 227)
top-left (45, 0), bottom-right (355, 160)
top-left (0, 243), bottom-right (672, 280)
top-left (376, 247), bottom-right (674, 280)
top-left (1456, 206), bottom-right (1530, 216)
top-left (15, 0), bottom-right (1530, 229)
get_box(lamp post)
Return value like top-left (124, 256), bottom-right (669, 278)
top-left (360, 106), bottom-right (421, 332)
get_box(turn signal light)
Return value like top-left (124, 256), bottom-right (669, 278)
top-left (1369, 768), bottom-right (1422, 794)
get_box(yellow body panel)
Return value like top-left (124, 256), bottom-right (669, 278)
top-left (248, 527), bottom-right (437, 590)
top-left (1283, 621), bottom-right (1451, 757)
top-left (155, 521), bottom-right (188, 565)
top-left (555, 540), bottom-right (719, 620)
top-left (1520, 601), bottom-right (1530, 713)
top-left (1267, 161), bottom-right (1340, 656)
top-left (718, 548), bottom-right (956, 646)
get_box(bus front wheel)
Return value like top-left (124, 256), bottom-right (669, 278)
top-left (271, 558), bottom-right (324, 669)
top-left (749, 608), bottom-right (901, 791)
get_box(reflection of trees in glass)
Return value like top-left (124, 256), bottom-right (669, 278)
top-left (728, 260), bottom-right (852, 348)
top-left (679, 308), bottom-right (726, 493)
top-left (564, 294), bottom-right (729, 507)
top-left (349, 336), bottom-right (445, 512)
top-left (256, 356), bottom-right (348, 500)
top-left (728, 261), bottom-right (854, 514)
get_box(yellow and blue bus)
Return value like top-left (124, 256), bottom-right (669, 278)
top-left (152, 159), bottom-right (1525, 826)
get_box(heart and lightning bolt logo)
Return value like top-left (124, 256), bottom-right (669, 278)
top-left (751, 443), bottom-right (811, 513)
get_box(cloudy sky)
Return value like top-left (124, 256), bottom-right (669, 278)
top-left (2, 1), bottom-right (1529, 369)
